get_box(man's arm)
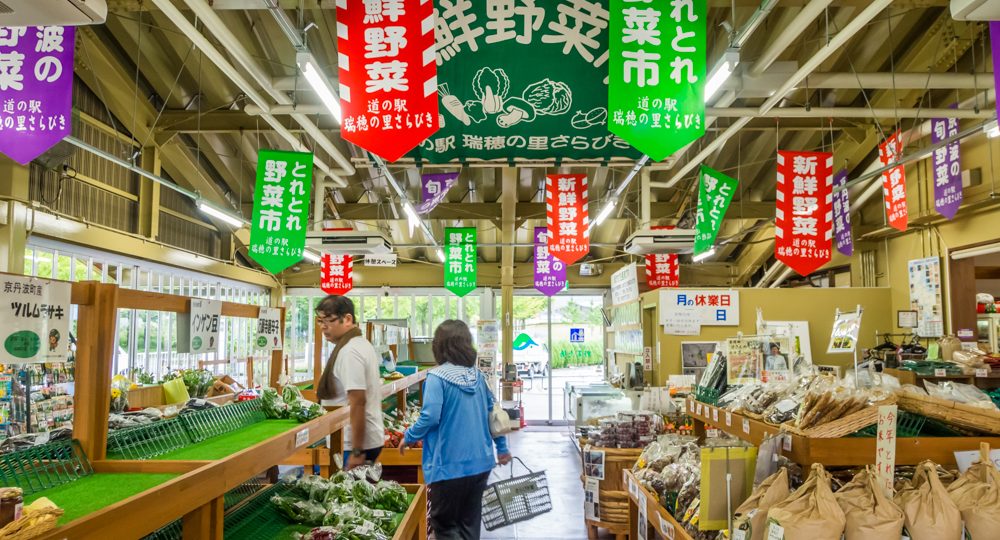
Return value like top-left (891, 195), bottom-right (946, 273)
top-left (346, 389), bottom-right (368, 469)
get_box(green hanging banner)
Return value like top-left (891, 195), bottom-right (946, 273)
top-left (444, 227), bottom-right (477, 297)
top-left (608, 0), bottom-right (707, 161)
top-left (694, 165), bottom-right (737, 256)
top-left (248, 149), bottom-right (314, 274)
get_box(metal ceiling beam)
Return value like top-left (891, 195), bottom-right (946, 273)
top-left (334, 201), bottom-right (776, 221)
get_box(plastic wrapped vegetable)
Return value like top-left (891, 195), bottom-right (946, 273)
top-left (261, 388), bottom-right (289, 419)
top-left (283, 384), bottom-right (304, 404)
top-left (271, 495), bottom-right (327, 525)
top-left (294, 474), bottom-right (333, 501)
top-left (351, 479), bottom-right (378, 507)
top-left (374, 480), bottom-right (409, 512)
top-left (295, 401), bottom-right (323, 423)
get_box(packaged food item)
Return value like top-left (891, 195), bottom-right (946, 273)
top-left (732, 468), bottom-right (789, 540)
top-left (0, 487), bottom-right (22, 528)
top-left (946, 443), bottom-right (1000, 540)
top-left (895, 460), bottom-right (963, 540)
top-left (924, 380), bottom-right (997, 410)
top-left (765, 463), bottom-right (845, 540)
top-left (834, 466), bottom-right (904, 540)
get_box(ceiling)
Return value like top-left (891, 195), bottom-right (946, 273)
top-left (80, 0), bottom-right (990, 283)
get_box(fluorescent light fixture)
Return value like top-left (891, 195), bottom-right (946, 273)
top-left (402, 202), bottom-right (422, 230)
top-left (593, 202), bottom-right (615, 228)
top-left (704, 48), bottom-right (740, 102)
top-left (436, 248), bottom-right (445, 261)
top-left (196, 200), bottom-right (245, 228)
top-left (302, 249), bottom-right (321, 263)
top-left (692, 248), bottom-right (716, 263)
top-left (951, 242), bottom-right (1000, 260)
top-left (297, 50), bottom-right (342, 123)
top-left (985, 119), bottom-right (1000, 138)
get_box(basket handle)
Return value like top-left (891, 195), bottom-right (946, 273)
top-left (505, 456), bottom-right (533, 478)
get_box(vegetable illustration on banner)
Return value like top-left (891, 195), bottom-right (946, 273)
top-left (249, 150), bottom-right (314, 274)
top-left (534, 227), bottom-right (567, 297)
top-left (775, 151), bottom-right (833, 277)
top-left (0, 26), bottom-right (74, 165)
top-left (412, 1), bottom-right (641, 163)
top-left (321, 254), bottom-right (354, 296)
top-left (336, 0), bottom-right (439, 162)
top-left (444, 227), bottom-right (477, 297)
top-left (832, 168), bottom-right (853, 256)
top-left (546, 173), bottom-right (590, 265)
top-left (608, 0), bottom-right (706, 161)
top-left (0, 276), bottom-right (70, 363)
top-left (694, 165), bottom-right (737, 256)
top-left (417, 172), bottom-right (460, 214)
top-left (646, 227), bottom-right (678, 289)
top-left (931, 115), bottom-right (962, 219)
top-left (878, 130), bottom-right (908, 232)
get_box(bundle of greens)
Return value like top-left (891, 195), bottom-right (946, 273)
top-left (260, 386), bottom-right (323, 423)
top-left (274, 473), bottom-right (410, 537)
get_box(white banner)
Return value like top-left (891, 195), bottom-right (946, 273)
top-left (610, 264), bottom-right (639, 306)
top-left (177, 299), bottom-right (222, 354)
top-left (0, 276), bottom-right (70, 363)
top-left (364, 254), bottom-right (398, 267)
top-left (659, 289), bottom-right (740, 327)
top-left (255, 307), bottom-right (283, 351)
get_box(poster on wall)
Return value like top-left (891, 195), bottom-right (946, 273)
top-left (659, 289), bottom-right (740, 327)
top-left (177, 299), bottom-right (223, 354)
top-left (584, 447), bottom-right (606, 480)
top-left (610, 264), bottom-right (639, 306)
top-left (907, 257), bottom-right (944, 337)
top-left (761, 336), bottom-right (792, 383)
top-left (681, 342), bottom-right (716, 369)
top-left (756, 316), bottom-right (813, 367)
top-left (476, 319), bottom-right (499, 378)
top-left (0, 276), bottom-right (70, 363)
top-left (828, 308), bottom-right (863, 354)
top-left (254, 307), bottom-right (283, 351)
top-left (726, 336), bottom-right (763, 385)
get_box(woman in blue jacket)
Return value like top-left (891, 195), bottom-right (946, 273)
top-left (401, 319), bottom-right (512, 540)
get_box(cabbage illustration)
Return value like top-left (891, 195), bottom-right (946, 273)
top-left (522, 78), bottom-right (572, 116)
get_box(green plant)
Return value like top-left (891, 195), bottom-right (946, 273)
top-left (129, 367), bottom-right (155, 385)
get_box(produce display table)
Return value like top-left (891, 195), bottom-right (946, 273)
top-left (379, 448), bottom-right (425, 483)
top-left (686, 397), bottom-right (1000, 466)
top-left (25, 472), bottom-right (179, 526)
top-left (884, 367), bottom-right (1000, 390)
top-left (624, 469), bottom-right (693, 540)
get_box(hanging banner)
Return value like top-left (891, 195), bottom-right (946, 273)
top-left (992, 22), bottom-right (1000, 126)
top-left (0, 276), bottom-right (70, 363)
top-left (336, 0), bottom-right (439, 162)
top-left (255, 307), bottom-right (283, 351)
top-left (416, 172), bottom-right (460, 214)
top-left (412, 3), bottom-right (641, 163)
top-left (608, 0), bottom-right (706, 161)
top-left (249, 149), bottom-right (314, 274)
top-left (545, 173), bottom-right (590, 265)
top-left (775, 150), bottom-right (833, 277)
top-left (0, 26), bottom-right (74, 165)
top-left (693, 165), bottom-right (737, 256)
top-left (931, 116), bottom-right (962, 219)
top-left (321, 254), bottom-right (354, 296)
top-left (832, 168), bottom-right (853, 257)
top-left (444, 226), bottom-right (477, 297)
top-left (533, 227), bottom-right (567, 297)
top-left (646, 227), bottom-right (679, 289)
top-left (878, 130), bottom-right (908, 232)
top-left (177, 299), bottom-right (222, 354)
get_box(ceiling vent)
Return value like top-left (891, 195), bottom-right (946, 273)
top-left (305, 230), bottom-right (393, 255)
top-left (950, 0), bottom-right (1000, 20)
top-left (0, 0), bottom-right (107, 26)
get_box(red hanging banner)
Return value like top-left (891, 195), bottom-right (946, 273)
top-left (879, 130), bottom-right (909, 232)
top-left (321, 254), bottom-right (354, 296)
top-left (645, 226), bottom-right (679, 289)
top-left (775, 151), bottom-right (833, 277)
top-left (545, 174), bottom-right (590, 265)
top-left (336, 0), bottom-right (438, 162)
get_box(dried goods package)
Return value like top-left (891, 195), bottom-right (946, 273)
top-left (765, 463), bottom-right (845, 540)
top-left (895, 460), bottom-right (962, 540)
top-left (947, 444), bottom-right (1000, 540)
top-left (733, 468), bottom-right (789, 540)
top-left (834, 466), bottom-right (904, 540)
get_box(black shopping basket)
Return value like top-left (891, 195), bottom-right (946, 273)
top-left (482, 457), bottom-right (553, 530)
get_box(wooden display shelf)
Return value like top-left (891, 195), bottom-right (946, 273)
top-left (624, 469), bottom-right (693, 540)
top-left (686, 397), bottom-right (1000, 467)
top-left (884, 367), bottom-right (1000, 389)
top-left (395, 484), bottom-right (428, 540)
top-left (379, 447), bottom-right (424, 483)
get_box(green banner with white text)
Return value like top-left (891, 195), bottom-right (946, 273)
top-left (609, 0), bottom-right (706, 161)
top-left (694, 165), bottom-right (737, 256)
top-left (444, 227), bottom-right (477, 297)
top-left (249, 149), bottom-right (313, 274)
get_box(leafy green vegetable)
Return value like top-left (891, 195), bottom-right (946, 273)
top-left (351, 479), bottom-right (378, 507)
top-left (374, 481), bottom-right (409, 513)
top-left (261, 388), bottom-right (289, 419)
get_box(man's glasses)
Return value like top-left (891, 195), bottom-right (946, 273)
top-left (317, 315), bottom-right (344, 326)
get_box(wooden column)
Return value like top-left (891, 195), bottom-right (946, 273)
top-left (948, 255), bottom-right (977, 336)
top-left (182, 495), bottom-right (224, 540)
top-left (73, 281), bottom-right (118, 461)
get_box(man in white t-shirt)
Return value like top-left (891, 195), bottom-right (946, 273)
top-left (315, 295), bottom-right (384, 470)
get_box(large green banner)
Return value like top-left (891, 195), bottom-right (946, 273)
top-left (444, 227), bottom-right (477, 297)
top-left (411, 1), bottom-right (641, 163)
top-left (249, 149), bottom-right (314, 274)
top-left (609, 0), bottom-right (706, 161)
top-left (694, 165), bottom-right (737, 256)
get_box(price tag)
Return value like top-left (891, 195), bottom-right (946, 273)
top-left (295, 428), bottom-right (310, 448)
top-left (725, 411), bottom-right (733, 427)
top-left (391, 382), bottom-right (397, 393)
top-left (935, 368), bottom-right (947, 377)
top-left (743, 419), bottom-right (751, 434)
top-left (767, 522), bottom-right (785, 540)
top-left (977, 368), bottom-right (989, 378)
top-left (733, 530), bottom-right (747, 540)
top-left (706, 428), bottom-right (720, 438)
top-left (712, 408), bottom-right (719, 423)
top-left (696, 403), bottom-right (703, 416)
top-left (658, 514), bottom-right (675, 539)
top-left (782, 434), bottom-right (792, 452)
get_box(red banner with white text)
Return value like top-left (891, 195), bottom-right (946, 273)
top-left (775, 150), bottom-right (833, 277)
top-left (545, 174), bottom-right (590, 265)
top-left (321, 254), bottom-right (353, 296)
top-left (645, 226), bottom-right (679, 289)
top-left (879, 130), bottom-right (909, 231)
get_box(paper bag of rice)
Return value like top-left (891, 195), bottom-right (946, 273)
top-left (834, 466), bottom-right (904, 540)
top-left (732, 468), bottom-right (789, 540)
top-left (895, 460), bottom-right (962, 540)
top-left (765, 463), bottom-right (845, 540)
top-left (947, 443), bottom-right (1000, 540)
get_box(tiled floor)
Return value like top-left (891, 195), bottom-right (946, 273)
top-left (480, 427), bottom-right (614, 540)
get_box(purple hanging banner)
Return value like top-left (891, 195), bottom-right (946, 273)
top-left (533, 227), bottom-right (566, 297)
top-left (832, 168), bottom-right (854, 257)
top-left (992, 22), bottom-right (1000, 125)
top-left (0, 26), bottom-right (74, 165)
top-left (416, 172), bottom-right (459, 214)
top-left (931, 115), bottom-right (963, 219)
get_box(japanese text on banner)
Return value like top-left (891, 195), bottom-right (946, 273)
top-left (534, 227), bottom-right (567, 296)
top-left (249, 150), bottom-right (314, 274)
top-left (0, 277), bottom-right (70, 363)
top-left (775, 151), bottom-right (833, 277)
top-left (832, 168), bottom-right (853, 256)
top-left (646, 226), bottom-right (678, 289)
top-left (444, 226), bottom-right (477, 297)
top-left (930, 115), bottom-right (962, 219)
top-left (417, 172), bottom-right (460, 214)
top-left (693, 165), bottom-right (737, 255)
top-left (321, 254), bottom-right (354, 296)
top-left (545, 173), bottom-right (590, 265)
top-left (878, 131), bottom-right (908, 232)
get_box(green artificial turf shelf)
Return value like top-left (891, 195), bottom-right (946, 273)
top-left (152, 419), bottom-right (302, 461)
top-left (24, 473), bottom-right (178, 525)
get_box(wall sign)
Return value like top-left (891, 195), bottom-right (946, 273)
top-left (546, 173), bottom-right (590, 265)
top-left (875, 405), bottom-right (898, 497)
top-left (321, 254), bottom-right (354, 296)
top-left (828, 308), bottom-right (862, 354)
top-left (533, 226), bottom-right (567, 296)
top-left (907, 257), bottom-right (943, 337)
top-left (570, 328), bottom-right (585, 343)
top-left (177, 299), bottom-right (222, 354)
top-left (444, 226), bottom-right (477, 297)
top-left (610, 263), bottom-right (639, 306)
top-left (364, 254), bottom-right (397, 267)
top-left (255, 307), bottom-right (283, 351)
top-left (694, 165), bottom-right (737, 256)
top-left (659, 289), bottom-right (740, 327)
top-left (878, 130), bottom-right (908, 232)
top-left (931, 115), bottom-right (962, 219)
top-left (775, 151), bottom-right (833, 276)
top-left (249, 149), bottom-right (314, 274)
top-left (0, 276), bottom-right (70, 363)
top-left (0, 26), bottom-right (75, 165)
top-left (416, 172), bottom-right (460, 214)
top-left (336, 0), bottom-right (439, 162)
top-left (897, 310), bottom-right (918, 329)
top-left (832, 168), bottom-right (853, 256)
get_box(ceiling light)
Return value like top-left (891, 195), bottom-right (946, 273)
top-left (692, 247), bottom-right (716, 263)
top-left (436, 248), bottom-right (445, 261)
top-left (296, 50), bottom-right (342, 123)
top-left (302, 249), bottom-right (321, 263)
top-left (951, 242), bottom-right (1000, 260)
top-left (704, 49), bottom-right (740, 102)
top-left (197, 200), bottom-right (245, 228)
top-left (985, 119), bottom-right (1000, 138)
top-left (592, 202), bottom-right (615, 229)
top-left (403, 202), bottom-right (422, 229)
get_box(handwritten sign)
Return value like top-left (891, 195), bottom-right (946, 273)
top-left (875, 405), bottom-right (898, 496)
top-left (177, 299), bottom-right (222, 354)
top-left (255, 307), bottom-right (283, 351)
top-left (660, 289), bottom-right (740, 327)
top-left (0, 276), bottom-right (70, 363)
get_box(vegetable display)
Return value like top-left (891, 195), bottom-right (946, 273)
top-left (383, 409), bottom-right (421, 449)
top-left (261, 386), bottom-right (322, 423)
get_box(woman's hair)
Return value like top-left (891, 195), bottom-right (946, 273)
top-left (315, 295), bottom-right (355, 322)
top-left (432, 319), bottom-right (477, 367)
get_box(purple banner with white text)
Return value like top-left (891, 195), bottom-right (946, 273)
top-left (533, 227), bottom-right (566, 297)
top-left (832, 168), bottom-right (853, 256)
top-left (931, 116), bottom-right (962, 219)
top-left (416, 172), bottom-right (459, 214)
